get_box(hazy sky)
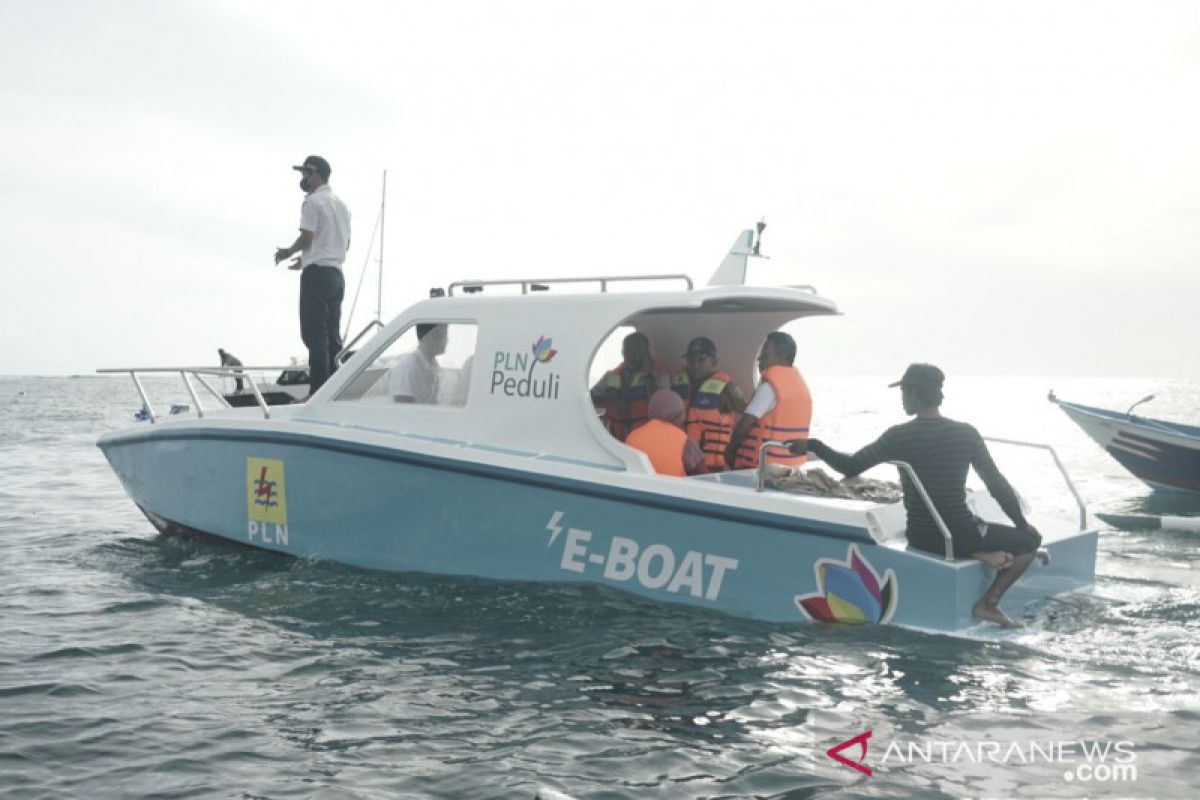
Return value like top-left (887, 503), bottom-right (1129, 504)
top-left (3, 0), bottom-right (1197, 378)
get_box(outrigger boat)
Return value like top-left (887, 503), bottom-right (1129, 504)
top-left (98, 230), bottom-right (1097, 632)
top-left (1050, 392), bottom-right (1200, 495)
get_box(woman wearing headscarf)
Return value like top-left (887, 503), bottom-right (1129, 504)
top-left (625, 389), bottom-right (708, 476)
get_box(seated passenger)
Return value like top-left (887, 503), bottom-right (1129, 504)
top-left (626, 390), bottom-right (707, 476)
top-left (388, 323), bottom-right (447, 404)
top-left (725, 331), bottom-right (811, 470)
top-left (447, 354), bottom-right (474, 406)
top-left (789, 364), bottom-right (1042, 628)
top-left (672, 337), bottom-right (747, 472)
top-left (590, 331), bottom-right (669, 441)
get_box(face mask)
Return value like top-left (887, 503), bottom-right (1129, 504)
top-left (299, 175), bottom-right (310, 191)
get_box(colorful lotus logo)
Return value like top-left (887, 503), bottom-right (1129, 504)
top-left (532, 335), bottom-right (558, 364)
top-left (795, 545), bottom-right (898, 624)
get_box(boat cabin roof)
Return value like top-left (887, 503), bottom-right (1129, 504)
top-left (295, 278), bottom-right (838, 471)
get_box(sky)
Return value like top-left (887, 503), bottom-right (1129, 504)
top-left (2, 0), bottom-right (1197, 378)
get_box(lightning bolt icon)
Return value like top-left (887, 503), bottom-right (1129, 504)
top-left (545, 511), bottom-right (565, 546)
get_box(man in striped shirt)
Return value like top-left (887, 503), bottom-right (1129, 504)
top-left (790, 363), bottom-right (1042, 628)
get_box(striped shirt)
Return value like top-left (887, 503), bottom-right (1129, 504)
top-left (808, 416), bottom-right (1028, 556)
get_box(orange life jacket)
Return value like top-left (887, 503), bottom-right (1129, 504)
top-left (602, 364), bottom-right (661, 441)
top-left (735, 365), bottom-right (811, 469)
top-left (673, 370), bottom-right (737, 470)
top-left (625, 418), bottom-right (687, 476)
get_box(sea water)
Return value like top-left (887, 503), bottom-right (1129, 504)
top-left (1, 375), bottom-right (1197, 799)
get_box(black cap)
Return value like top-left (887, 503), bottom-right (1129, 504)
top-left (683, 336), bottom-right (717, 358)
top-left (292, 155), bottom-right (331, 181)
top-left (889, 363), bottom-right (945, 389)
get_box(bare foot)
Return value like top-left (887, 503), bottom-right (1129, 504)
top-left (973, 600), bottom-right (1023, 628)
top-left (974, 551), bottom-right (1014, 570)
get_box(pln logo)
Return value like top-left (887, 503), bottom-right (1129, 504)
top-left (246, 457), bottom-right (289, 546)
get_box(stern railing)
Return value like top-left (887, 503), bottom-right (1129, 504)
top-left (983, 437), bottom-right (1088, 531)
top-left (754, 439), bottom-right (955, 562)
top-left (752, 435), bottom-right (1089, 562)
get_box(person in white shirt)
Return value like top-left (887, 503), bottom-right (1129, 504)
top-left (274, 155), bottom-right (351, 395)
top-left (388, 324), bottom-right (448, 404)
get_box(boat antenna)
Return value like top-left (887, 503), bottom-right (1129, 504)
top-left (752, 218), bottom-right (766, 256)
top-left (1125, 394), bottom-right (1155, 418)
top-left (706, 218), bottom-right (769, 286)
top-left (341, 170), bottom-right (387, 342)
top-left (377, 169), bottom-right (386, 325)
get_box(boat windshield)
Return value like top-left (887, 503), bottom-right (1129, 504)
top-left (333, 322), bottom-right (478, 406)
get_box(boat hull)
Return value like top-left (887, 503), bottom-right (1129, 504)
top-left (99, 425), bottom-right (1097, 632)
top-left (1054, 400), bottom-right (1200, 495)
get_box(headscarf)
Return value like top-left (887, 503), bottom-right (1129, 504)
top-left (647, 388), bottom-right (686, 427)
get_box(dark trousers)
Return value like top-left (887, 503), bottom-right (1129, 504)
top-left (299, 265), bottom-right (345, 393)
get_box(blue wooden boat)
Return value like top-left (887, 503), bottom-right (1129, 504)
top-left (1051, 392), bottom-right (1200, 495)
top-left (97, 231), bottom-right (1098, 632)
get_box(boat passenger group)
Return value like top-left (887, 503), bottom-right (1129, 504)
top-left (268, 153), bottom-right (1043, 628)
top-left (591, 331), bottom-right (804, 476)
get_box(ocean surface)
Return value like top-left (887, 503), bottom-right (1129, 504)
top-left (1, 375), bottom-right (1197, 799)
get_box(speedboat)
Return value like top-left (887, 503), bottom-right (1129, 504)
top-left (1050, 392), bottom-right (1200, 495)
top-left (97, 230), bottom-right (1098, 632)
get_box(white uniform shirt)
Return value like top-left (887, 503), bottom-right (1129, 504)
top-left (299, 185), bottom-right (351, 269)
top-left (388, 350), bottom-right (439, 404)
top-left (743, 382), bottom-right (777, 419)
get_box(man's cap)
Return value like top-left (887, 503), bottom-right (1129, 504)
top-left (683, 336), bottom-right (717, 358)
top-left (889, 363), bottom-right (945, 389)
top-left (292, 155), bottom-right (331, 181)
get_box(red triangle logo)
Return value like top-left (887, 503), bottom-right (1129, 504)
top-left (826, 730), bottom-right (873, 776)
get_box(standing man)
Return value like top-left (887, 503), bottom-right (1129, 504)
top-left (274, 155), bottom-right (350, 395)
top-left (671, 336), bottom-right (747, 471)
top-left (217, 348), bottom-right (245, 393)
top-left (725, 331), bottom-right (812, 470)
top-left (790, 363), bottom-right (1042, 628)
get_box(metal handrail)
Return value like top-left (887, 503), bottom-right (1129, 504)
top-left (755, 439), bottom-right (794, 491)
top-left (983, 436), bottom-right (1088, 531)
top-left (97, 366), bottom-right (270, 421)
top-left (447, 274), bottom-right (694, 296)
top-left (340, 319), bottom-right (385, 361)
top-left (886, 461), bottom-right (955, 562)
top-left (180, 371), bottom-right (203, 418)
top-left (752, 440), bottom-right (955, 562)
top-left (99, 365), bottom-right (306, 373)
